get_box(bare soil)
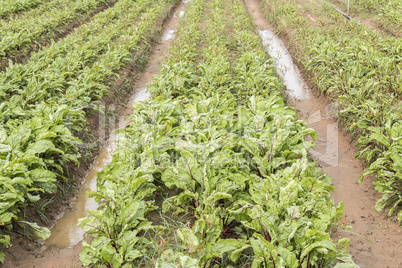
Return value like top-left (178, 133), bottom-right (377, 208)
top-left (2, 1), bottom-right (186, 267)
top-left (4, 0), bottom-right (401, 267)
top-left (245, 0), bottom-right (402, 267)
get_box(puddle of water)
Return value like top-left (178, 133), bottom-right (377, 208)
top-left (162, 29), bottom-right (176, 41)
top-left (174, 10), bottom-right (185, 18)
top-left (44, 135), bottom-right (119, 249)
top-left (44, 90), bottom-right (150, 249)
top-left (131, 87), bottom-right (151, 102)
top-left (43, 0), bottom-right (184, 250)
top-left (258, 29), bottom-right (310, 100)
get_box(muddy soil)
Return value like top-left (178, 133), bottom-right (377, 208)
top-left (245, 0), bottom-right (402, 267)
top-left (2, 1), bottom-right (187, 268)
top-left (4, 0), bottom-right (401, 267)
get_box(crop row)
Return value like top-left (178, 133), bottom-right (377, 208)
top-left (79, 0), bottom-right (357, 267)
top-left (260, 0), bottom-right (402, 224)
top-left (0, 0), bottom-right (161, 109)
top-left (0, 0), bottom-right (44, 19)
top-left (0, 0), bottom-right (111, 60)
top-left (330, 0), bottom-right (401, 36)
top-left (0, 0), bottom-right (177, 262)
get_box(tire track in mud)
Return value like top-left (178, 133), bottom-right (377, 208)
top-left (245, 0), bottom-right (402, 267)
top-left (3, 1), bottom-right (189, 267)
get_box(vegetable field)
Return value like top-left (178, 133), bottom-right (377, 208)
top-left (0, 0), bottom-right (177, 263)
top-left (1, 0), bottom-right (401, 267)
top-left (0, 0), bottom-right (113, 64)
top-left (329, 0), bottom-right (401, 37)
top-left (80, 0), bottom-right (355, 266)
top-left (259, 0), bottom-right (402, 225)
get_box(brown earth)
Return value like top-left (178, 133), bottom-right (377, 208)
top-left (2, 1), bottom-right (187, 267)
top-left (245, 0), bottom-right (402, 267)
top-left (4, 0), bottom-right (401, 267)
top-left (330, 0), bottom-right (401, 38)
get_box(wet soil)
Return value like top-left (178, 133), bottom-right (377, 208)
top-left (245, 0), bottom-right (402, 267)
top-left (4, 0), bottom-right (401, 267)
top-left (2, 1), bottom-right (187, 267)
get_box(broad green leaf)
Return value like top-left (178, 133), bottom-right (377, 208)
top-left (177, 228), bottom-right (199, 253)
top-left (0, 128), bottom-right (6, 143)
top-left (29, 169), bottom-right (57, 193)
top-left (0, 251), bottom-right (5, 264)
top-left (179, 256), bottom-right (199, 268)
top-left (26, 140), bottom-right (56, 155)
top-left (0, 212), bottom-right (15, 225)
top-left (20, 221), bottom-right (51, 240)
top-left (0, 144), bottom-right (12, 153)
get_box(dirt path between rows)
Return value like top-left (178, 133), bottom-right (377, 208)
top-left (4, 0), bottom-right (401, 267)
top-left (245, 0), bottom-right (401, 267)
top-left (2, 1), bottom-right (187, 267)
top-left (328, 0), bottom-right (400, 38)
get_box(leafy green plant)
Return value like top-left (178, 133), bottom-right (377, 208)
top-left (354, 118), bottom-right (402, 222)
top-left (79, 0), bottom-right (356, 267)
top-left (0, 0), bottom-right (44, 19)
top-left (343, 0), bottom-right (402, 36)
top-left (0, 0), bottom-right (111, 59)
top-left (261, 0), bottom-right (402, 224)
top-left (0, 0), bottom-right (178, 261)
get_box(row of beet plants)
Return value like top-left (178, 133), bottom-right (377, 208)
top-left (260, 0), bottom-right (402, 224)
top-left (0, 0), bottom-right (177, 262)
top-left (79, 0), bottom-right (357, 267)
top-left (0, 0), bottom-right (111, 59)
top-left (331, 0), bottom-right (401, 36)
top-left (0, 0), bottom-right (44, 19)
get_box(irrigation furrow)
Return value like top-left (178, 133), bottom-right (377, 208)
top-left (3, 1), bottom-right (189, 266)
top-left (76, 0), bottom-right (357, 266)
top-left (0, 0), bottom-right (181, 264)
top-left (258, 0), bottom-right (402, 225)
top-left (2, 0), bottom-right (400, 267)
top-left (245, 0), bottom-right (402, 267)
